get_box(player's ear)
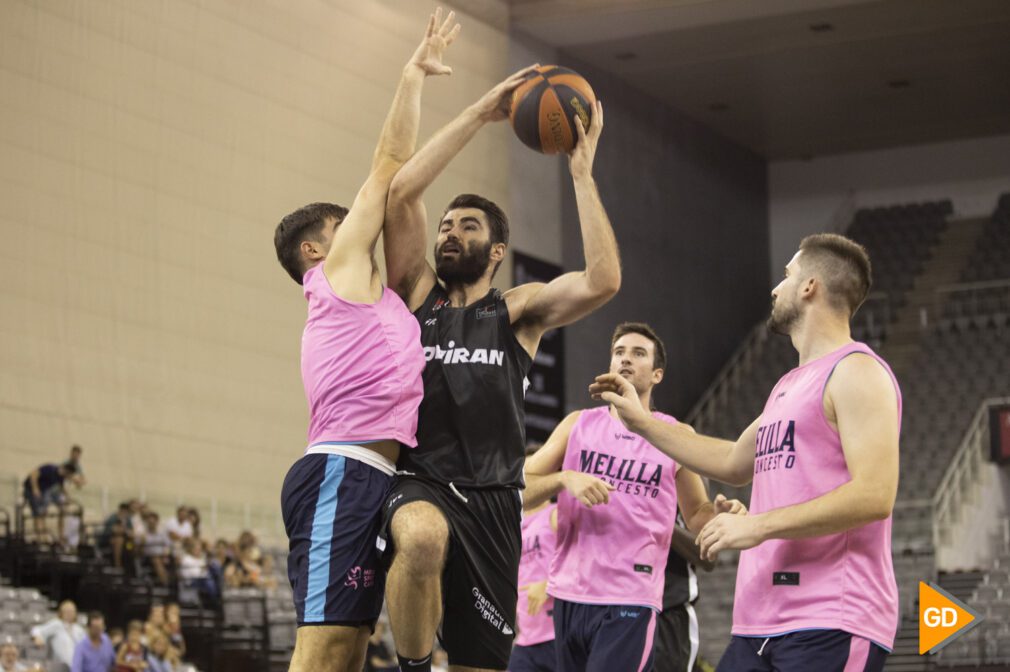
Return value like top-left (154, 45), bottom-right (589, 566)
top-left (652, 368), bottom-right (664, 386)
top-left (490, 242), bottom-right (506, 263)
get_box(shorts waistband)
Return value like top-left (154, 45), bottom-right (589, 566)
top-left (305, 443), bottom-right (396, 476)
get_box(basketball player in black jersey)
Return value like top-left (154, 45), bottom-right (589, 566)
top-left (379, 75), bottom-right (619, 671)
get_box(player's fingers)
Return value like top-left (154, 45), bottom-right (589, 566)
top-left (426, 11), bottom-right (436, 38)
top-left (599, 391), bottom-right (622, 406)
top-left (591, 100), bottom-right (603, 135)
top-left (439, 10), bottom-right (456, 34)
top-left (444, 22), bottom-right (461, 45)
top-left (574, 114), bottom-right (586, 141)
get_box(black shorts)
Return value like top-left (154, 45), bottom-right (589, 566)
top-left (509, 639), bottom-right (557, 672)
top-left (281, 454), bottom-right (392, 627)
top-left (654, 603), bottom-right (700, 672)
top-left (382, 476), bottom-right (522, 669)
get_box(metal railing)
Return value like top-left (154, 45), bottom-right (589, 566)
top-left (929, 278), bottom-right (1010, 326)
top-left (932, 396), bottom-right (1010, 551)
top-left (685, 321), bottom-right (768, 429)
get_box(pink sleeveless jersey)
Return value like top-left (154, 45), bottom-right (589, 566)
top-left (300, 265), bottom-right (425, 447)
top-left (732, 342), bottom-right (901, 649)
top-left (549, 406), bottom-right (680, 611)
top-left (516, 503), bottom-right (557, 647)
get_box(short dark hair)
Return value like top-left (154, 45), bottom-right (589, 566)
top-left (86, 611), bottom-right (104, 627)
top-left (798, 234), bottom-right (872, 316)
top-left (274, 203), bottom-right (348, 285)
top-left (443, 194), bottom-right (509, 277)
top-left (71, 445), bottom-right (82, 454)
top-left (611, 322), bottom-right (667, 371)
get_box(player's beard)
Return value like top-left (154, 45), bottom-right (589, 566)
top-left (767, 296), bottom-right (801, 335)
top-left (435, 238), bottom-right (493, 286)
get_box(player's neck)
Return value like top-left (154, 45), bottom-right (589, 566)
top-left (790, 307), bottom-right (853, 366)
top-left (444, 277), bottom-right (493, 308)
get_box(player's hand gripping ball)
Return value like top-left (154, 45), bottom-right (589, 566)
top-left (509, 65), bottom-right (596, 154)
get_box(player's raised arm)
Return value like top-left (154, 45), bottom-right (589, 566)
top-left (508, 101), bottom-right (621, 339)
top-left (323, 9), bottom-right (459, 292)
top-left (383, 65), bottom-right (539, 310)
top-left (590, 372), bottom-right (759, 486)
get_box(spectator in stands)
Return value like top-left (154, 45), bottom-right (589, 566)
top-left (163, 605), bottom-right (185, 659)
top-left (127, 501), bottom-right (146, 546)
top-left (364, 622), bottom-right (396, 672)
top-left (62, 445), bottom-right (86, 488)
top-left (30, 599), bottom-right (86, 672)
top-left (140, 512), bottom-right (171, 586)
top-left (22, 462), bottom-right (78, 541)
top-left (163, 508), bottom-right (193, 554)
top-left (235, 531), bottom-right (261, 564)
top-left (71, 612), bottom-right (115, 672)
top-left (143, 604), bottom-right (166, 647)
top-left (179, 538), bottom-right (218, 607)
top-left (0, 640), bottom-right (29, 672)
top-left (185, 509), bottom-right (206, 552)
top-left (114, 621), bottom-right (147, 672)
top-left (207, 539), bottom-right (233, 593)
top-left (100, 502), bottom-right (135, 569)
top-left (107, 629), bottom-right (124, 650)
top-left (144, 634), bottom-right (177, 672)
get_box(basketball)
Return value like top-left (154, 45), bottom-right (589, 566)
top-left (510, 65), bottom-right (596, 154)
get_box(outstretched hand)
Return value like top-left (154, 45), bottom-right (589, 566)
top-left (588, 373), bottom-right (650, 431)
top-left (409, 7), bottom-right (461, 77)
top-left (471, 64), bottom-right (542, 122)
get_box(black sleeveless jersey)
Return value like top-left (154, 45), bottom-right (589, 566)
top-left (397, 284), bottom-right (533, 489)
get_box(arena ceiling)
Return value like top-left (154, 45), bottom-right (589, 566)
top-left (472, 0), bottom-right (1010, 159)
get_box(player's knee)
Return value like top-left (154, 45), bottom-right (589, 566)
top-left (391, 504), bottom-right (448, 575)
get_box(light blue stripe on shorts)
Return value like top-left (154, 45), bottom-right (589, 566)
top-left (304, 454), bottom-right (346, 622)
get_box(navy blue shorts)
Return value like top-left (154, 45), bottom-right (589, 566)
top-left (281, 453), bottom-right (392, 626)
top-left (717, 630), bottom-right (888, 672)
top-left (509, 639), bottom-right (556, 672)
top-left (553, 599), bottom-right (657, 672)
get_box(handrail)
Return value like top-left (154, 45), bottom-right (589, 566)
top-left (685, 321), bottom-right (768, 428)
top-left (932, 396), bottom-right (1010, 549)
top-left (935, 278), bottom-right (1010, 295)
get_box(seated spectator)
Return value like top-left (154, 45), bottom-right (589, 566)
top-left (143, 604), bottom-right (166, 646)
top-left (144, 634), bottom-right (178, 672)
top-left (107, 628), bottom-right (124, 651)
top-left (163, 508), bottom-right (193, 554)
top-left (186, 509), bottom-right (207, 553)
top-left (100, 503), bottom-right (135, 569)
top-left (0, 640), bottom-right (29, 672)
top-left (179, 539), bottom-right (217, 608)
top-left (163, 605), bottom-right (185, 659)
top-left (140, 513), bottom-right (171, 586)
top-left (22, 462), bottom-right (78, 541)
top-left (71, 612), bottom-right (115, 672)
top-left (207, 539), bottom-right (234, 594)
top-left (30, 599), bottom-right (86, 672)
top-left (115, 622), bottom-right (147, 672)
top-left (236, 531), bottom-right (261, 564)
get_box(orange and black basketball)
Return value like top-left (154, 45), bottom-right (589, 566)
top-left (510, 65), bottom-right (596, 155)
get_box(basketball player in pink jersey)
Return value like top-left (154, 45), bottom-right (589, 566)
top-left (379, 68), bottom-right (619, 671)
top-left (509, 498), bottom-right (558, 672)
top-left (271, 10), bottom-right (460, 672)
top-left (523, 322), bottom-right (746, 672)
top-left (591, 234), bottom-right (901, 672)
